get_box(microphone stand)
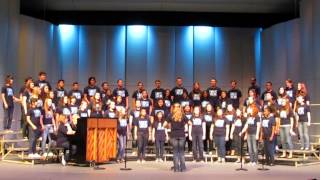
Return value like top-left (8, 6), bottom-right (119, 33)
top-left (257, 141), bottom-right (269, 171)
top-left (120, 135), bottom-right (132, 171)
top-left (236, 121), bottom-right (247, 171)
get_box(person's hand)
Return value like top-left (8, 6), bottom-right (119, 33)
top-left (189, 136), bottom-right (192, 141)
top-left (166, 136), bottom-right (169, 142)
top-left (256, 135), bottom-right (259, 140)
top-left (32, 125), bottom-right (37, 130)
top-left (269, 136), bottom-right (273, 142)
top-left (230, 135), bottom-right (233, 140)
top-left (259, 138), bottom-right (263, 143)
top-left (210, 135), bottom-right (213, 141)
top-left (307, 122), bottom-right (311, 126)
top-left (202, 135), bottom-right (206, 140)
top-left (152, 137), bottom-right (155, 143)
top-left (134, 135), bottom-right (137, 141)
top-left (225, 136), bottom-right (229, 141)
top-left (4, 104), bottom-right (8, 109)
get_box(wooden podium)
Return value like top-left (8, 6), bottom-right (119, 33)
top-left (71, 118), bottom-right (117, 164)
top-left (86, 118), bottom-right (117, 163)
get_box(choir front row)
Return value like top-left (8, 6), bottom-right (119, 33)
top-left (24, 94), bottom-right (311, 168)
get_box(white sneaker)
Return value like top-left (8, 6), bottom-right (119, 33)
top-left (192, 160), bottom-right (197, 163)
top-left (42, 153), bottom-right (48, 157)
top-left (305, 148), bottom-right (309, 151)
top-left (300, 147), bottom-right (304, 150)
top-left (200, 160), bottom-right (205, 163)
top-left (61, 156), bottom-right (66, 166)
top-left (33, 153), bottom-right (41, 158)
top-left (48, 152), bottom-right (54, 156)
top-left (141, 159), bottom-right (146, 163)
top-left (221, 158), bottom-right (225, 163)
top-left (251, 162), bottom-right (256, 166)
top-left (132, 151), bottom-right (137, 156)
top-left (159, 159), bottom-right (164, 163)
top-left (28, 154), bottom-right (34, 158)
top-left (209, 151), bottom-right (213, 155)
top-left (137, 159), bottom-right (141, 163)
top-left (155, 159), bottom-right (159, 163)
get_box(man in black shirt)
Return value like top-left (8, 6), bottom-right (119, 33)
top-left (150, 80), bottom-right (166, 106)
top-left (83, 77), bottom-right (100, 103)
top-left (68, 82), bottom-right (83, 106)
top-left (227, 80), bottom-right (242, 109)
top-left (261, 81), bottom-right (277, 106)
top-left (54, 80), bottom-right (68, 106)
top-left (34, 71), bottom-right (51, 90)
top-left (206, 78), bottom-right (222, 109)
top-left (132, 81), bottom-right (145, 107)
top-left (248, 77), bottom-right (261, 97)
top-left (101, 82), bottom-right (112, 99)
top-left (170, 77), bottom-right (188, 104)
top-left (1, 75), bottom-right (19, 130)
top-left (112, 79), bottom-right (129, 110)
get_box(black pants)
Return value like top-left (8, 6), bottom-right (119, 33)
top-left (155, 138), bottom-right (165, 159)
top-left (58, 141), bottom-right (77, 162)
top-left (137, 133), bottom-right (148, 160)
top-left (204, 125), bottom-right (213, 152)
top-left (185, 135), bottom-right (192, 152)
top-left (3, 106), bottom-right (14, 130)
top-left (28, 127), bottom-right (42, 154)
top-left (192, 133), bottom-right (204, 161)
top-left (264, 138), bottom-right (275, 165)
top-left (21, 110), bottom-right (29, 137)
top-left (232, 134), bottom-right (244, 156)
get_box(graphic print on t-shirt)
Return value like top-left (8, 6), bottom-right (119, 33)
top-left (138, 120), bottom-right (148, 128)
top-left (215, 119), bottom-right (224, 127)
top-left (262, 119), bottom-right (269, 128)
top-left (230, 92), bottom-right (238, 99)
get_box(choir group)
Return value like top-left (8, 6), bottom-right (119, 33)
top-left (1, 72), bottom-right (312, 170)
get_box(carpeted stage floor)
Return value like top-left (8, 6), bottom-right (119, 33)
top-left (0, 161), bottom-right (319, 180)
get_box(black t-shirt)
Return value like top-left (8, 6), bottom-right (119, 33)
top-left (23, 90), bottom-right (32, 105)
top-left (68, 90), bottom-right (83, 106)
top-left (167, 115), bottom-right (188, 138)
top-left (56, 106), bottom-right (71, 117)
top-left (285, 87), bottom-right (296, 104)
top-left (213, 118), bottom-right (229, 137)
top-left (261, 116), bottom-right (276, 139)
top-left (189, 90), bottom-right (202, 107)
top-left (69, 105), bottom-right (79, 115)
top-left (151, 107), bottom-right (169, 118)
top-left (79, 109), bottom-right (89, 118)
top-left (247, 116), bottom-right (260, 135)
top-left (140, 98), bottom-right (152, 114)
top-left (150, 88), bottom-right (165, 101)
top-left (104, 110), bottom-right (117, 119)
top-left (227, 89), bottom-right (242, 108)
top-left (84, 86), bottom-right (100, 98)
top-left (296, 104), bottom-right (310, 122)
top-left (132, 90), bottom-right (143, 101)
top-left (203, 112), bottom-right (214, 126)
top-left (191, 115), bottom-right (205, 134)
top-left (217, 98), bottom-right (232, 110)
top-left (1, 86), bottom-right (14, 107)
top-left (112, 88), bottom-right (129, 106)
top-left (233, 118), bottom-right (244, 135)
top-left (57, 124), bottom-right (68, 146)
top-left (118, 118), bottom-right (128, 135)
top-left (134, 117), bottom-right (151, 134)
top-left (225, 113), bottom-right (235, 123)
top-left (164, 98), bottom-right (172, 110)
top-left (206, 87), bottom-right (222, 107)
top-left (35, 80), bottom-right (52, 90)
top-left (279, 110), bottom-right (293, 125)
top-left (153, 120), bottom-right (166, 141)
top-left (43, 110), bottom-right (54, 125)
top-left (27, 107), bottom-right (43, 127)
top-left (170, 86), bottom-right (188, 103)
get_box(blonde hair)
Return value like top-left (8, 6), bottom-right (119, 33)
top-left (172, 103), bottom-right (184, 122)
top-left (44, 98), bottom-right (53, 114)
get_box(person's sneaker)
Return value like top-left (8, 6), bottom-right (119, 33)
top-left (141, 159), bottom-right (146, 163)
top-left (251, 162), bottom-right (256, 166)
top-left (235, 159), bottom-right (241, 163)
top-left (305, 147), bottom-right (309, 151)
top-left (42, 153), bottom-right (48, 157)
top-left (221, 158), bottom-right (226, 163)
top-left (209, 151), bottom-right (213, 155)
top-left (192, 160), bottom-right (197, 163)
top-left (61, 156), bottom-right (66, 166)
top-left (300, 147), bottom-right (304, 150)
top-left (48, 152), bottom-right (54, 156)
top-left (137, 159), bottom-right (141, 163)
top-left (159, 159), bottom-right (164, 163)
top-left (28, 154), bottom-right (34, 159)
top-left (33, 153), bottom-right (41, 158)
top-left (155, 159), bottom-right (159, 163)
top-left (200, 160), bottom-right (205, 163)
top-left (132, 151), bottom-right (137, 156)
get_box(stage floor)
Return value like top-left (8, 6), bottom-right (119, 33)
top-left (0, 161), bottom-right (319, 180)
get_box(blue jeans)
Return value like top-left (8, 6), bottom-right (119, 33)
top-left (171, 137), bottom-right (186, 171)
top-left (192, 133), bottom-right (204, 160)
top-left (280, 126), bottom-right (293, 150)
top-left (247, 134), bottom-right (258, 163)
top-left (3, 106), bottom-right (14, 130)
top-left (117, 134), bottom-right (126, 160)
top-left (41, 124), bottom-right (54, 153)
top-left (298, 122), bottom-right (310, 149)
top-left (155, 139), bottom-right (165, 159)
top-left (28, 126), bottom-right (42, 154)
top-left (215, 136), bottom-right (226, 158)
